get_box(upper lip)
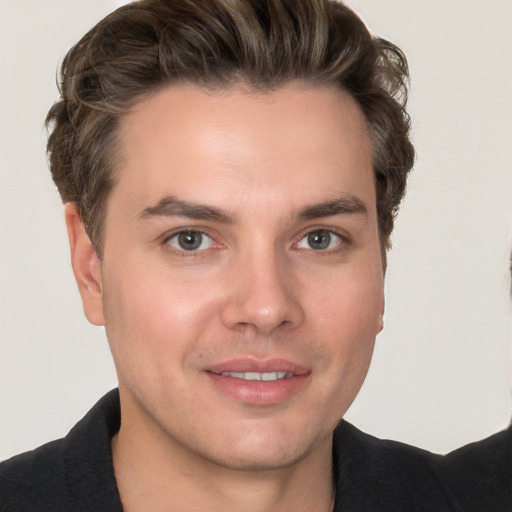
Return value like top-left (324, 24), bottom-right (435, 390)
top-left (205, 357), bottom-right (310, 376)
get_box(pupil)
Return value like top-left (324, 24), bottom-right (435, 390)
top-left (308, 230), bottom-right (330, 250)
top-left (178, 231), bottom-right (202, 250)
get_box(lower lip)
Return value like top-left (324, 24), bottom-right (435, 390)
top-left (204, 372), bottom-right (311, 405)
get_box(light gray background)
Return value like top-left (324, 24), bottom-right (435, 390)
top-left (1, 0), bottom-right (511, 460)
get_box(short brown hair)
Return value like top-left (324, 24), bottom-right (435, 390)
top-left (47, 0), bottom-right (414, 257)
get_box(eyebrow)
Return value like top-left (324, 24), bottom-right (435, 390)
top-left (138, 196), bottom-right (235, 223)
top-left (138, 194), bottom-right (367, 223)
top-left (298, 195), bottom-right (367, 220)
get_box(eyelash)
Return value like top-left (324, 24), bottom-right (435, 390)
top-left (294, 227), bottom-right (348, 255)
top-left (163, 229), bottom-right (220, 257)
top-left (162, 227), bottom-right (349, 257)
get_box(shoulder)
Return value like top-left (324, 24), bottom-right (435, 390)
top-left (333, 420), bottom-right (451, 511)
top-left (444, 425), bottom-right (511, 469)
top-left (441, 426), bottom-right (512, 511)
top-left (333, 421), bottom-right (512, 512)
top-left (0, 390), bottom-right (122, 512)
top-left (0, 439), bottom-right (70, 511)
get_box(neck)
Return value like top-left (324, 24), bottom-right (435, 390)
top-left (112, 397), bottom-right (335, 512)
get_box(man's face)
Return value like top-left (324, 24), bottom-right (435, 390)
top-left (86, 82), bottom-right (384, 470)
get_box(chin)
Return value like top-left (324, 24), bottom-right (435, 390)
top-left (202, 423), bottom-right (328, 472)
top-left (209, 445), bottom-right (310, 472)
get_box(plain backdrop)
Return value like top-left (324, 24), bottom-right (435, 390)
top-left (1, 0), bottom-right (511, 460)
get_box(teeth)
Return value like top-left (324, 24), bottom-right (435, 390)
top-left (220, 371), bottom-right (292, 381)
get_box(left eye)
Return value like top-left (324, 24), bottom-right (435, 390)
top-left (166, 231), bottom-right (215, 252)
top-left (296, 230), bottom-right (343, 251)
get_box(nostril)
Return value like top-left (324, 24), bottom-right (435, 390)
top-left (232, 322), bottom-right (257, 334)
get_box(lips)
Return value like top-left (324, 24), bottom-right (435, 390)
top-left (206, 358), bottom-right (310, 376)
top-left (203, 358), bottom-right (311, 405)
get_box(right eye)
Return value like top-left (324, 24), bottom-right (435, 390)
top-left (166, 231), bottom-right (215, 252)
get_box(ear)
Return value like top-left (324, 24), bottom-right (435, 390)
top-left (65, 203), bottom-right (105, 326)
top-left (377, 293), bottom-right (385, 334)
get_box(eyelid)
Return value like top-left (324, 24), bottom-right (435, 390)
top-left (162, 227), bottom-right (222, 255)
top-left (162, 226), bottom-right (214, 242)
top-left (293, 227), bottom-right (348, 252)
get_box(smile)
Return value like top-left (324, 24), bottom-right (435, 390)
top-left (219, 371), bottom-right (293, 381)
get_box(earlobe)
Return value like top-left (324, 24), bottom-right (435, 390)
top-left (377, 294), bottom-right (385, 334)
top-left (64, 203), bottom-right (105, 326)
top-left (377, 313), bottom-right (384, 334)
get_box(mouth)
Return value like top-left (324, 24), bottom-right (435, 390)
top-left (216, 371), bottom-right (294, 381)
top-left (203, 358), bottom-right (311, 405)
top-left (206, 357), bottom-right (309, 376)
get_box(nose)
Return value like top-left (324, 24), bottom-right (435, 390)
top-left (220, 251), bottom-right (305, 336)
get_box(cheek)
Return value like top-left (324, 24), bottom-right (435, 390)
top-left (101, 261), bottom-right (223, 362)
top-left (308, 270), bottom-right (383, 340)
top-left (306, 268), bottom-right (382, 387)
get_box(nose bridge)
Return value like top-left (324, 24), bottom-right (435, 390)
top-left (221, 243), bottom-right (304, 334)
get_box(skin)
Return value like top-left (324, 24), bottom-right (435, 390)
top-left (66, 81), bottom-right (385, 512)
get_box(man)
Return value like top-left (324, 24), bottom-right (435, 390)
top-left (0, 1), bottom-right (509, 511)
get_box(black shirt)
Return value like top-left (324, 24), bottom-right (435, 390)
top-left (1, 390), bottom-right (510, 511)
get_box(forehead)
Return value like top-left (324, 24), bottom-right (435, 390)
top-left (111, 81), bottom-right (374, 217)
